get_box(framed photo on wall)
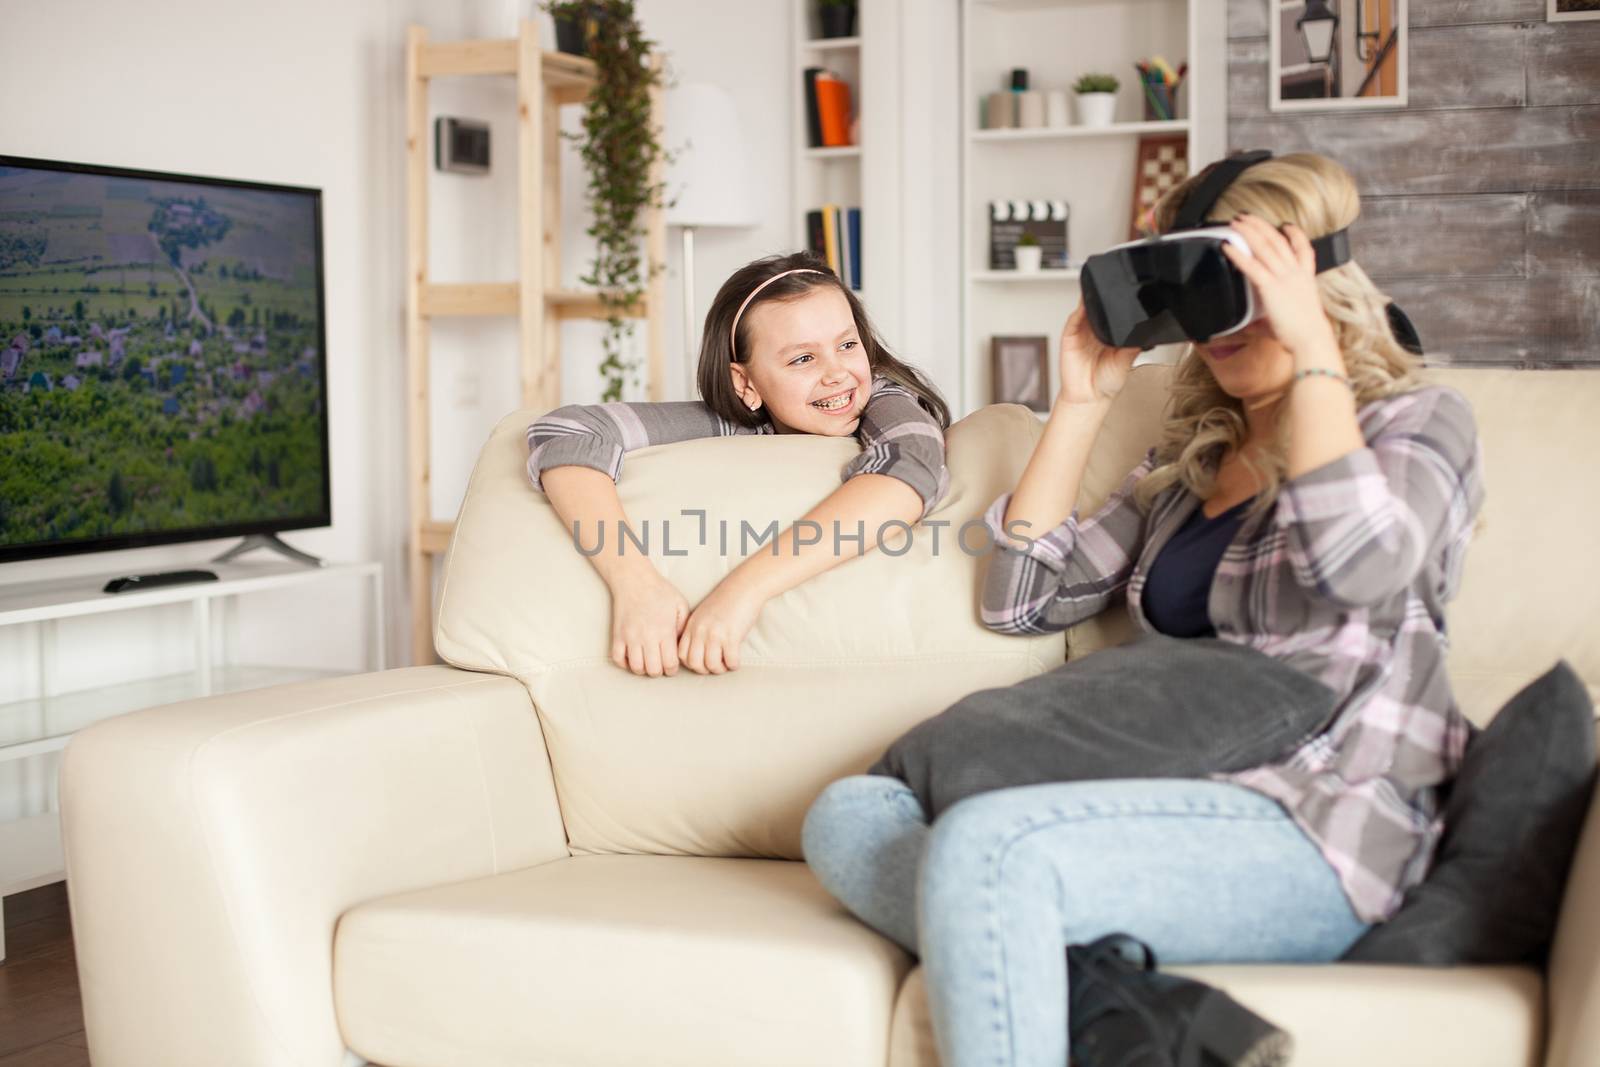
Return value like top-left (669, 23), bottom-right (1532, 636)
top-left (1270, 0), bottom-right (1409, 112)
top-left (991, 336), bottom-right (1051, 412)
top-left (1548, 0), bottom-right (1600, 20)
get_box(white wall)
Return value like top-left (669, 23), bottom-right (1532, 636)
top-left (0, 0), bottom-right (798, 820)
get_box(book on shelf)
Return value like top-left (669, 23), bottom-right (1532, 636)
top-left (803, 67), bottom-right (824, 148)
top-left (838, 211), bottom-right (853, 290)
top-left (846, 207), bottom-right (861, 291)
top-left (821, 203), bottom-right (840, 278)
top-left (803, 68), bottom-right (853, 148)
top-left (806, 209), bottom-right (827, 262)
top-left (806, 204), bottom-right (862, 291)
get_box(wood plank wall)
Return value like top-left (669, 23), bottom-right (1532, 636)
top-left (1226, 0), bottom-right (1600, 366)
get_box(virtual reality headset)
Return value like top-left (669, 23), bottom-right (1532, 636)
top-left (1079, 150), bottom-right (1421, 355)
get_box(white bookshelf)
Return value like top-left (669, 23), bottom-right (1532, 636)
top-left (805, 33), bottom-right (860, 51)
top-left (970, 119), bottom-right (1191, 142)
top-left (970, 268), bottom-right (1083, 283)
top-left (793, 3), bottom-right (864, 275)
top-left (792, 0), bottom-right (905, 338)
top-left (0, 559), bottom-right (383, 959)
top-left (804, 145), bottom-right (863, 160)
top-left (959, 0), bottom-right (1225, 413)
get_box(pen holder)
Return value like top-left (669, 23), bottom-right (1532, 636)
top-left (1142, 82), bottom-right (1180, 121)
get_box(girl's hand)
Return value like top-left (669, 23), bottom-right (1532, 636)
top-left (677, 578), bottom-right (765, 675)
top-left (1222, 214), bottom-right (1340, 361)
top-left (608, 567), bottom-right (690, 677)
top-left (1057, 304), bottom-right (1141, 407)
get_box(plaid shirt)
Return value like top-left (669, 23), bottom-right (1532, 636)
top-left (526, 377), bottom-right (950, 518)
top-left (980, 385), bottom-right (1485, 923)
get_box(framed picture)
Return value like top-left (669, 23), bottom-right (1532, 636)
top-left (991, 336), bottom-right (1050, 412)
top-left (1269, 0), bottom-right (1408, 112)
top-left (1549, 0), bottom-right (1600, 20)
top-left (1130, 134), bottom-right (1189, 239)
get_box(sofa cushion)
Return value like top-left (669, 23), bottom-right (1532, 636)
top-left (333, 855), bottom-right (913, 1067)
top-left (1343, 661), bottom-right (1598, 965)
top-left (886, 962), bottom-right (1542, 1067)
top-left (435, 403), bottom-right (1064, 857)
top-left (1060, 364), bottom-right (1600, 727)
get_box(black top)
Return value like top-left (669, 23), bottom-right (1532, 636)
top-left (1142, 496), bottom-right (1255, 638)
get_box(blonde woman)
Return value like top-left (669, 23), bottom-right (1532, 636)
top-left (803, 153), bottom-right (1485, 1067)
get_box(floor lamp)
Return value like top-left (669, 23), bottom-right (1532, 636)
top-left (665, 83), bottom-right (754, 399)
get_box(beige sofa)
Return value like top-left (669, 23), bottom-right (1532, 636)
top-left (61, 365), bottom-right (1600, 1067)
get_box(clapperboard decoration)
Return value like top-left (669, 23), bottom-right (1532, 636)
top-left (989, 199), bottom-right (1070, 270)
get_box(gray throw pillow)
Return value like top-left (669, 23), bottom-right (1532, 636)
top-left (1342, 660), bottom-right (1597, 966)
top-left (868, 633), bottom-right (1339, 820)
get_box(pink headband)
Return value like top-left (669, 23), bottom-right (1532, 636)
top-left (729, 268), bottom-right (826, 359)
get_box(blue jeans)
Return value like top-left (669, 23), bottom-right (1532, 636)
top-left (801, 775), bottom-right (1370, 1067)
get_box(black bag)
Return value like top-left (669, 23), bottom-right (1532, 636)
top-left (868, 634), bottom-right (1339, 820)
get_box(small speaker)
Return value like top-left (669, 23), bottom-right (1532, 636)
top-left (434, 117), bottom-right (490, 175)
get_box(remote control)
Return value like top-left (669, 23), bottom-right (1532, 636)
top-left (103, 570), bottom-right (221, 594)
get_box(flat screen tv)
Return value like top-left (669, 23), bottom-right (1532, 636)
top-left (0, 156), bottom-right (330, 564)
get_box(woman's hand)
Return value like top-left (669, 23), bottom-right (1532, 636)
top-left (677, 577), bottom-right (765, 675)
top-left (1221, 214), bottom-right (1340, 363)
top-left (608, 567), bottom-right (690, 677)
top-left (1057, 304), bottom-right (1141, 407)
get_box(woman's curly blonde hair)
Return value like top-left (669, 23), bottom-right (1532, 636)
top-left (1132, 152), bottom-right (1425, 515)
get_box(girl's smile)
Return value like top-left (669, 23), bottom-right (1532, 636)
top-left (810, 385), bottom-right (858, 414)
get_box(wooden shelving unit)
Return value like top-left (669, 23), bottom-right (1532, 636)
top-left (404, 20), bottom-right (667, 663)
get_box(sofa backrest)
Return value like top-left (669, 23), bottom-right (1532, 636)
top-left (436, 365), bottom-right (1599, 858)
top-left (1064, 364), bottom-right (1600, 725)
top-left (436, 403), bottom-right (1061, 858)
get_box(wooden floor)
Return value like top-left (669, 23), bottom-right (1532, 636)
top-left (0, 883), bottom-right (90, 1066)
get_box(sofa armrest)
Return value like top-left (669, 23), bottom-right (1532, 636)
top-left (1545, 723), bottom-right (1600, 1067)
top-left (61, 665), bottom-right (567, 1067)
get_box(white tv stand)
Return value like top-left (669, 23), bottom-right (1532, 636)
top-left (0, 558), bottom-right (384, 960)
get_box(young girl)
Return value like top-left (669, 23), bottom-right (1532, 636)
top-left (802, 153), bottom-right (1485, 1066)
top-left (527, 251), bottom-right (950, 678)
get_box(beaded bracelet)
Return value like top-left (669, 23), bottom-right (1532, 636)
top-left (1291, 367), bottom-right (1354, 390)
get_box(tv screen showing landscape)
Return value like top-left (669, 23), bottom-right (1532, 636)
top-left (0, 156), bottom-right (330, 563)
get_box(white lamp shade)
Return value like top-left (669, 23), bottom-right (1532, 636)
top-left (665, 83), bottom-right (754, 229)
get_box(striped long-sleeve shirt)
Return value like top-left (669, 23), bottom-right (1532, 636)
top-left (525, 377), bottom-right (951, 518)
top-left (979, 384), bottom-right (1485, 924)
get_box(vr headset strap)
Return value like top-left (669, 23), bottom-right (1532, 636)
top-left (1312, 229), bottom-right (1351, 274)
top-left (1171, 150), bottom-right (1271, 230)
top-left (1175, 150), bottom-right (1353, 275)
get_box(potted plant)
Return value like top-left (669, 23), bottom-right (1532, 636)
top-left (1013, 232), bottom-right (1043, 273)
top-left (545, 0), bottom-right (667, 402)
top-left (818, 0), bottom-right (856, 39)
top-left (550, 1), bottom-right (598, 55)
top-left (1073, 73), bottom-right (1119, 128)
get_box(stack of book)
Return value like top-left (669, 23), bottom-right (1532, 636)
top-left (803, 68), bottom-right (854, 147)
top-left (806, 205), bottom-right (862, 290)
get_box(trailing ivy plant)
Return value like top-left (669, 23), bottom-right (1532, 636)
top-left (546, 0), bottom-right (668, 402)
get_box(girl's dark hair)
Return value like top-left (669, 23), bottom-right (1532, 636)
top-left (696, 251), bottom-right (950, 429)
